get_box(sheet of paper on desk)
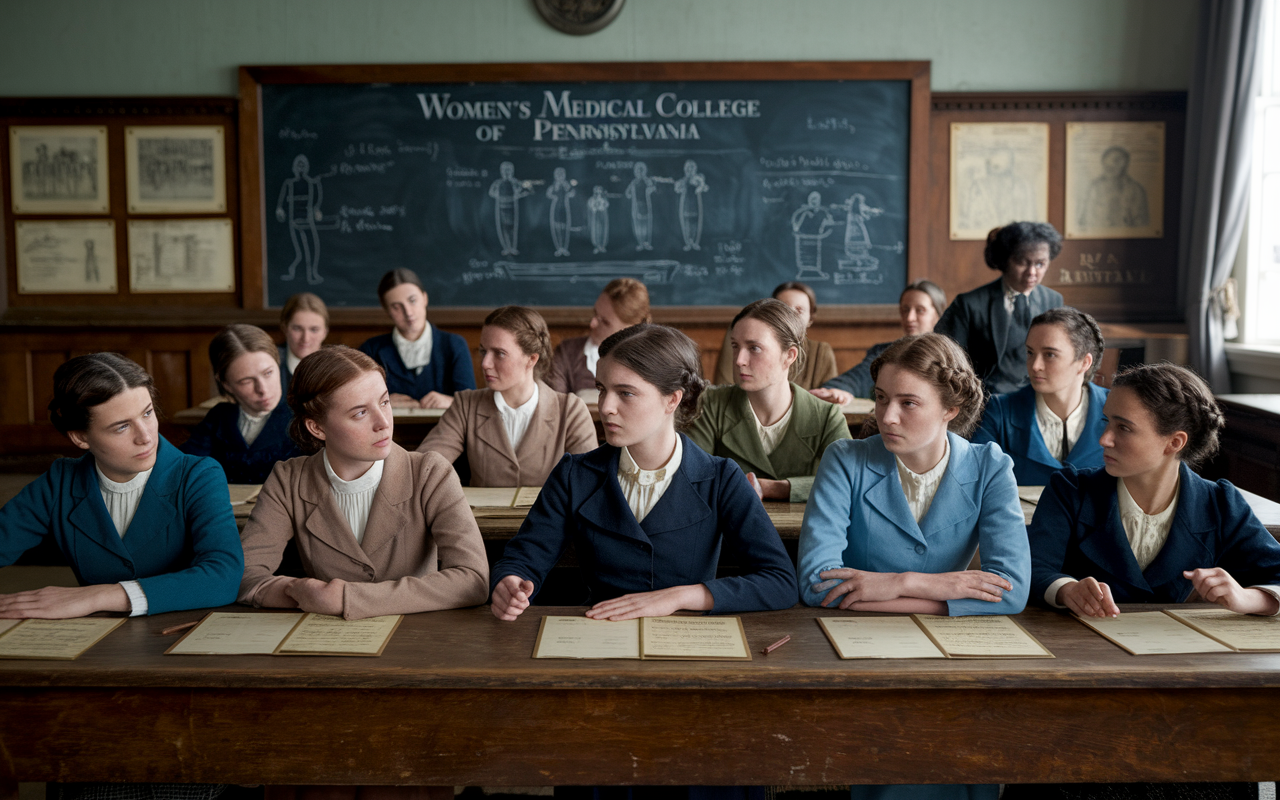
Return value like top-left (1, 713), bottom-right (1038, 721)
top-left (395, 407), bottom-right (445, 419)
top-left (1019, 486), bottom-right (1045, 505)
top-left (1076, 611), bottom-right (1230, 655)
top-left (0, 617), bottom-right (125, 660)
top-left (0, 619), bottom-right (20, 637)
top-left (167, 612), bottom-right (304, 655)
top-left (640, 616), bottom-right (752, 661)
top-left (463, 486), bottom-right (519, 508)
top-left (227, 484), bottom-right (262, 506)
top-left (534, 616), bottom-right (642, 659)
top-left (818, 616), bottom-right (946, 659)
top-left (276, 613), bottom-right (403, 656)
top-left (513, 486), bottom-right (542, 507)
top-left (912, 615), bottom-right (1054, 658)
top-left (1166, 608), bottom-right (1280, 652)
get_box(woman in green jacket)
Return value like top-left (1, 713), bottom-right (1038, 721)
top-left (690, 298), bottom-right (851, 502)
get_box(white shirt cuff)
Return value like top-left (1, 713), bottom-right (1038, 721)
top-left (1249, 585), bottom-right (1280, 616)
top-left (1045, 577), bottom-right (1076, 608)
top-left (120, 580), bottom-right (148, 617)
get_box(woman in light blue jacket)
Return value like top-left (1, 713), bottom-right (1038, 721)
top-left (798, 333), bottom-right (1028, 800)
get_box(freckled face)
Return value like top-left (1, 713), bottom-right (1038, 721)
top-left (595, 356), bottom-right (680, 450)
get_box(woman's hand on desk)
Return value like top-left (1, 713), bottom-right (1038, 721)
top-left (1184, 568), bottom-right (1280, 616)
top-left (1058, 577), bottom-right (1120, 618)
top-left (419, 392), bottom-right (454, 409)
top-left (585, 584), bottom-right (714, 621)
top-left (746, 473), bottom-right (790, 501)
top-left (0, 583), bottom-right (129, 619)
top-left (285, 577), bottom-right (346, 616)
top-left (390, 393), bottom-right (420, 408)
top-left (492, 575), bottom-right (536, 621)
top-left (816, 568), bottom-right (1010, 609)
top-left (809, 387), bottom-right (853, 406)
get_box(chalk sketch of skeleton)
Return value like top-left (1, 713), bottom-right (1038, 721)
top-left (547, 167), bottom-right (575, 257)
top-left (275, 155), bottom-right (336, 285)
top-left (674, 159), bottom-right (708, 251)
top-left (490, 162), bottom-right (531, 256)
top-left (588, 186), bottom-right (610, 254)
top-left (837, 193), bottom-right (884, 272)
top-left (624, 162), bottom-right (656, 251)
top-left (791, 192), bottom-right (835, 280)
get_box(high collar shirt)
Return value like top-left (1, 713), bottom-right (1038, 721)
top-left (323, 449), bottom-right (385, 545)
top-left (392, 325), bottom-right (434, 375)
top-left (1035, 390), bottom-right (1090, 463)
top-left (894, 437), bottom-right (951, 523)
top-left (493, 383), bottom-right (540, 452)
top-left (617, 435), bottom-right (683, 523)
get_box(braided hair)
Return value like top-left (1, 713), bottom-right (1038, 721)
top-left (598, 323), bottom-right (708, 430)
top-left (868, 333), bottom-right (986, 436)
top-left (1111, 363), bottom-right (1225, 467)
top-left (1029, 307), bottom-right (1106, 383)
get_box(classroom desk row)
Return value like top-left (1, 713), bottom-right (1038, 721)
top-left (1, 591), bottom-right (1280, 788)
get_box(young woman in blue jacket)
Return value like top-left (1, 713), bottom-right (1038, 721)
top-left (1029, 362), bottom-right (1280, 618)
top-left (490, 323), bottom-right (798, 623)
top-left (0, 353), bottom-right (243, 619)
top-left (181, 323), bottom-right (301, 484)
top-left (972, 307), bottom-right (1109, 486)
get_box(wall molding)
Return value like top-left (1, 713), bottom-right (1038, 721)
top-left (931, 91), bottom-right (1187, 113)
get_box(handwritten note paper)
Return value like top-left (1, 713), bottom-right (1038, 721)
top-left (913, 615), bottom-right (1054, 658)
top-left (0, 618), bottom-right (125, 660)
top-left (276, 613), bottom-right (402, 656)
top-left (1166, 608), bottom-right (1280, 652)
top-left (1076, 611), bottom-right (1231, 655)
top-left (167, 612), bottom-right (304, 655)
top-left (818, 616), bottom-right (946, 659)
top-left (534, 616), bottom-right (642, 660)
top-left (641, 616), bottom-right (751, 661)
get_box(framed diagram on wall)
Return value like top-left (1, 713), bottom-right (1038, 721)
top-left (125, 125), bottom-right (227, 214)
top-left (9, 125), bottom-right (110, 214)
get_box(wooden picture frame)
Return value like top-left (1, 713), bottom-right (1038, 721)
top-left (125, 125), bottom-right (227, 214)
top-left (9, 125), bottom-right (109, 214)
top-left (237, 62), bottom-right (931, 317)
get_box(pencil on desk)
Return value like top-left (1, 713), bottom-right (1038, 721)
top-left (159, 620), bottom-right (200, 636)
top-left (762, 635), bottom-right (791, 655)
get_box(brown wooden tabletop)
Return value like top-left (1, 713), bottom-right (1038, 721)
top-left (4, 602), bottom-right (1280, 786)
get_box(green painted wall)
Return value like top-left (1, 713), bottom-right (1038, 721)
top-left (0, 0), bottom-right (1197, 97)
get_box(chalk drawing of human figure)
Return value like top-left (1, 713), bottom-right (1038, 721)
top-left (625, 162), bottom-right (656, 251)
top-left (274, 154), bottom-right (328, 285)
top-left (547, 167), bottom-right (575, 257)
top-left (961, 149), bottom-right (1037, 230)
top-left (673, 159), bottom-right (709, 252)
top-left (489, 161), bottom-right (531, 256)
top-left (841, 193), bottom-right (884, 267)
top-left (84, 239), bottom-right (99, 283)
top-left (792, 191), bottom-right (835, 280)
top-left (1079, 146), bottom-right (1150, 229)
top-left (588, 186), bottom-right (610, 254)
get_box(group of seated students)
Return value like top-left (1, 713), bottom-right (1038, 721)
top-left (2, 222), bottom-right (1280, 799)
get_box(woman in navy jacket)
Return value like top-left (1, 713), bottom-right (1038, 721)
top-left (182, 324), bottom-right (301, 484)
top-left (1029, 363), bottom-right (1280, 617)
top-left (0, 353), bottom-right (243, 618)
top-left (973, 307), bottom-right (1109, 486)
top-left (359, 268), bottom-right (475, 409)
top-left (490, 323), bottom-right (797, 622)
top-left (935, 222), bottom-right (1064, 395)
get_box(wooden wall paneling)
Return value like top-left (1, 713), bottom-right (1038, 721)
top-left (0, 97), bottom-right (241, 310)
top-left (29, 350), bottom-right (70, 423)
top-left (927, 92), bottom-right (1187, 324)
top-left (0, 349), bottom-right (29, 425)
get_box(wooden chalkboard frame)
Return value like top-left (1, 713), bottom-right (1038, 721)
top-left (238, 61), bottom-right (930, 322)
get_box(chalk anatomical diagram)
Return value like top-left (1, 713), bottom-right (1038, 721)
top-left (791, 192), bottom-right (836, 280)
top-left (490, 161), bottom-right (532, 256)
top-left (625, 162), bottom-right (657, 251)
top-left (674, 159), bottom-right (709, 251)
top-left (546, 167), bottom-right (575, 256)
top-left (792, 191), bottom-right (898, 282)
top-left (587, 186), bottom-right (610, 254)
top-left (275, 155), bottom-right (336, 285)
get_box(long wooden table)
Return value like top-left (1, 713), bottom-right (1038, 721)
top-left (2, 599), bottom-right (1280, 787)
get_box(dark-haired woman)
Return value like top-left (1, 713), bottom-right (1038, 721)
top-left (690, 298), bottom-right (850, 502)
top-left (181, 324), bottom-right (301, 484)
top-left (1029, 363), bottom-right (1280, 617)
top-left (973, 308), bottom-right (1109, 486)
top-left (712, 281), bottom-right (838, 389)
top-left (936, 222), bottom-right (1065, 395)
top-left (490, 323), bottom-right (798, 623)
top-left (813, 280), bottom-right (947, 403)
top-left (358, 268), bottom-right (475, 409)
top-left (0, 353), bottom-right (243, 618)
top-left (418, 306), bottom-right (596, 487)
top-left (238, 345), bottom-right (488, 620)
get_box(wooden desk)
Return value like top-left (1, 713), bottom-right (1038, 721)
top-left (1213, 394), bottom-right (1280, 501)
top-left (2, 600), bottom-right (1280, 786)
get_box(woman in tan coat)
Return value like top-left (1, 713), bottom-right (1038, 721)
top-left (238, 345), bottom-right (489, 621)
top-left (418, 306), bottom-right (597, 487)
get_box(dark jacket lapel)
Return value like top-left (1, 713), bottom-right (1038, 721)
top-left (118, 438), bottom-right (182, 557)
top-left (987, 280), bottom-right (1011, 377)
top-left (576, 446), bottom-right (650, 544)
top-left (1076, 474), bottom-right (1151, 594)
top-left (1008, 386), bottom-right (1061, 470)
top-left (1142, 463), bottom-right (1213, 601)
top-left (1064, 383), bottom-right (1107, 467)
top-left (642, 435), bottom-right (714, 536)
top-left (67, 452), bottom-right (134, 565)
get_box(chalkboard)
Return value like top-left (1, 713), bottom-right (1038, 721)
top-left (243, 63), bottom-right (929, 309)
